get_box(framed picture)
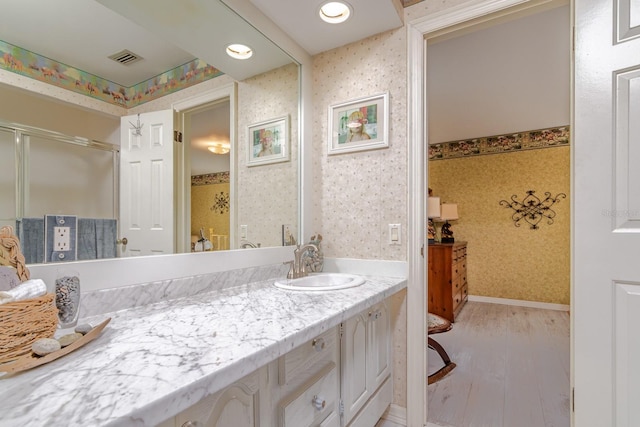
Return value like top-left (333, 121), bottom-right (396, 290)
top-left (328, 91), bottom-right (389, 155)
top-left (247, 115), bottom-right (290, 166)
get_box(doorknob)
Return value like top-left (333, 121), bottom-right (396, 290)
top-left (117, 237), bottom-right (128, 246)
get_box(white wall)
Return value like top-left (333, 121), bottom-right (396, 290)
top-left (426, 5), bottom-right (570, 143)
top-left (0, 82), bottom-right (120, 144)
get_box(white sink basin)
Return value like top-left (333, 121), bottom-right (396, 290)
top-left (274, 273), bottom-right (365, 291)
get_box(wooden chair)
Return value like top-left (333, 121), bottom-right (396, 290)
top-left (428, 312), bottom-right (456, 384)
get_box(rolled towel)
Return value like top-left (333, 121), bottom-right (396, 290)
top-left (0, 266), bottom-right (21, 291)
top-left (0, 278), bottom-right (47, 305)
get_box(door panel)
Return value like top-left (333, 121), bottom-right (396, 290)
top-left (575, 0), bottom-right (640, 425)
top-left (119, 110), bottom-right (174, 256)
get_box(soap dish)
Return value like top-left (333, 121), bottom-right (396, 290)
top-left (0, 317), bottom-right (111, 375)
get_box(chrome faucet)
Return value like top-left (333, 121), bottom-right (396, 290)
top-left (286, 243), bottom-right (318, 279)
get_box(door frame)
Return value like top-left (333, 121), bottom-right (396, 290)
top-left (405, 0), bottom-right (559, 425)
top-left (172, 83), bottom-right (237, 253)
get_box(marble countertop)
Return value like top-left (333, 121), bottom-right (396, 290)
top-left (0, 274), bottom-right (406, 426)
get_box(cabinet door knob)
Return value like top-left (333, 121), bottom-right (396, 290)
top-left (312, 395), bottom-right (326, 410)
top-left (312, 337), bottom-right (325, 351)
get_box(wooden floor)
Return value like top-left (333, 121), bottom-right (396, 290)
top-left (425, 301), bottom-right (570, 427)
top-left (376, 301), bottom-right (570, 427)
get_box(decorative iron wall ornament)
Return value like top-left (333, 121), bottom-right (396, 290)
top-left (499, 190), bottom-right (566, 229)
top-left (210, 191), bottom-right (230, 214)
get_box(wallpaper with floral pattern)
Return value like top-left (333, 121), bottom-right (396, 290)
top-left (429, 145), bottom-right (570, 305)
top-left (191, 173), bottom-right (230, 250)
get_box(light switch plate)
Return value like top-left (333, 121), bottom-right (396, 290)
top-left (389, 224), bottom-right (401, 245)
top-left (44, 215), bottom-right (78, 262)
top-left (240, 225), bottom-right (248, 239)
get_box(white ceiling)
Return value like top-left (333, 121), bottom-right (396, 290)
top-left (249, 0), bottom-right (404, 56)
top-left (0, 0), bottom-right (404, 85)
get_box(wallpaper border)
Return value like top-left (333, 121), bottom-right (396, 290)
top-left (0, 40), bottom-right (223, 108)
top-left (191, 172), bottom-right (230, 186)
top-left (429, 125), bottom-right (570, 160)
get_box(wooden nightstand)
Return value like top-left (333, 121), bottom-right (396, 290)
top-left (428, 241), bottom-right (468, 322)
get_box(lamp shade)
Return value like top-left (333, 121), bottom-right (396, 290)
top-left (439, 203), bottom-right (459, 221)
top-left (428, 197), bottom-right (441, 218)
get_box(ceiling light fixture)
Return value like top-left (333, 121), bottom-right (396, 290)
top-left (226, 44), bottom-right (253, 60)
top-left (207, 142), bottom-right (230, 155)
top-left (319, 1), bottom-right (352, 24)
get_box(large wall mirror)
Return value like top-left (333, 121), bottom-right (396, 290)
top-left (0, 0), bottom-right (301, 265)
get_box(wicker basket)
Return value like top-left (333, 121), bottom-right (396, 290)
top-left (0, 293), bottom-right (58, 364)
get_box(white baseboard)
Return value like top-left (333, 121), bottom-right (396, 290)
top-left (382, 404), bottom-right (406, 425)
top-left (468, 295), bottom-right (569, 311)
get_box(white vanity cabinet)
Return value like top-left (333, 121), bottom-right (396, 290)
top-left (166, 368), bottom-right (268, 427)
top-left (274, 327), bottom-right (341, 427)
top-left (340, 301), bottom-right (392, 426)
top-left (158, 299), bottom-right (392, 427)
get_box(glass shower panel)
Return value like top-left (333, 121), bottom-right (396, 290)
top-left (0, 128), bottom-right (16, 228)
top-left (26, 135), bottom-right (116, 218)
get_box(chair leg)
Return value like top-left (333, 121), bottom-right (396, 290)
top-left (428, 337), bottom-right (456, 384)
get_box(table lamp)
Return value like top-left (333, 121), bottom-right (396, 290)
top-left (439, 203), bottom-right (459, 243)
top-left (428, 197), bottom-right (441, 244)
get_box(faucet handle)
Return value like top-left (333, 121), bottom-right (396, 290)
top-left (283, 260), bottom-right (294, 279)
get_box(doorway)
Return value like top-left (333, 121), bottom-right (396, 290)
top-left (405, 1), bottom-right (571, 425)
top-left (426, 4), bottom-right (570, 425)
top-left (185, 99), bottom-right (232, 252)
top-left (173, 84), bottom-right (237, 254)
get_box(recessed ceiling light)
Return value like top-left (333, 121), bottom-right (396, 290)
top-left (226, 44), bottom-right (253, 60)
top-left (319, 1), bottom-right (352, 24)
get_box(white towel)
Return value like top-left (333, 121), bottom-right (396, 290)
top-left (0, 279), bottom-right (47, 305)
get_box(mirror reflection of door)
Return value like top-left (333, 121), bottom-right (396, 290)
top-left (185, 99), bottom-right (231, 252)
top-left (119, 110), bottom-right (174, 257)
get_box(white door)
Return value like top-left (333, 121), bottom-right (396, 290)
top-left (119, 110), bottom-right (174, 257)
top-left (574, 0), bottom-right (640, 425)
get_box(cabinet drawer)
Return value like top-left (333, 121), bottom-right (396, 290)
top-left (280, 362), bottom-right (338, 427)
top-left (453, 289), bottom-right (463, 310)
top-left (451, 276), bottom-right (462, 293)
top-left (279, 328), bottom-right (337, 387)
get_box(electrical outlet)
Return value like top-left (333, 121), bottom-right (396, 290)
top-left (240, 225), bottom-right (248, 239)
top-left (54, 226), bottom-right (70, 251)
top-left (44, 215), bottom-right (77, 262)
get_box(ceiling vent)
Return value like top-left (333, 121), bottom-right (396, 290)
top-left (108, 49), bottom-right (143, 65)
